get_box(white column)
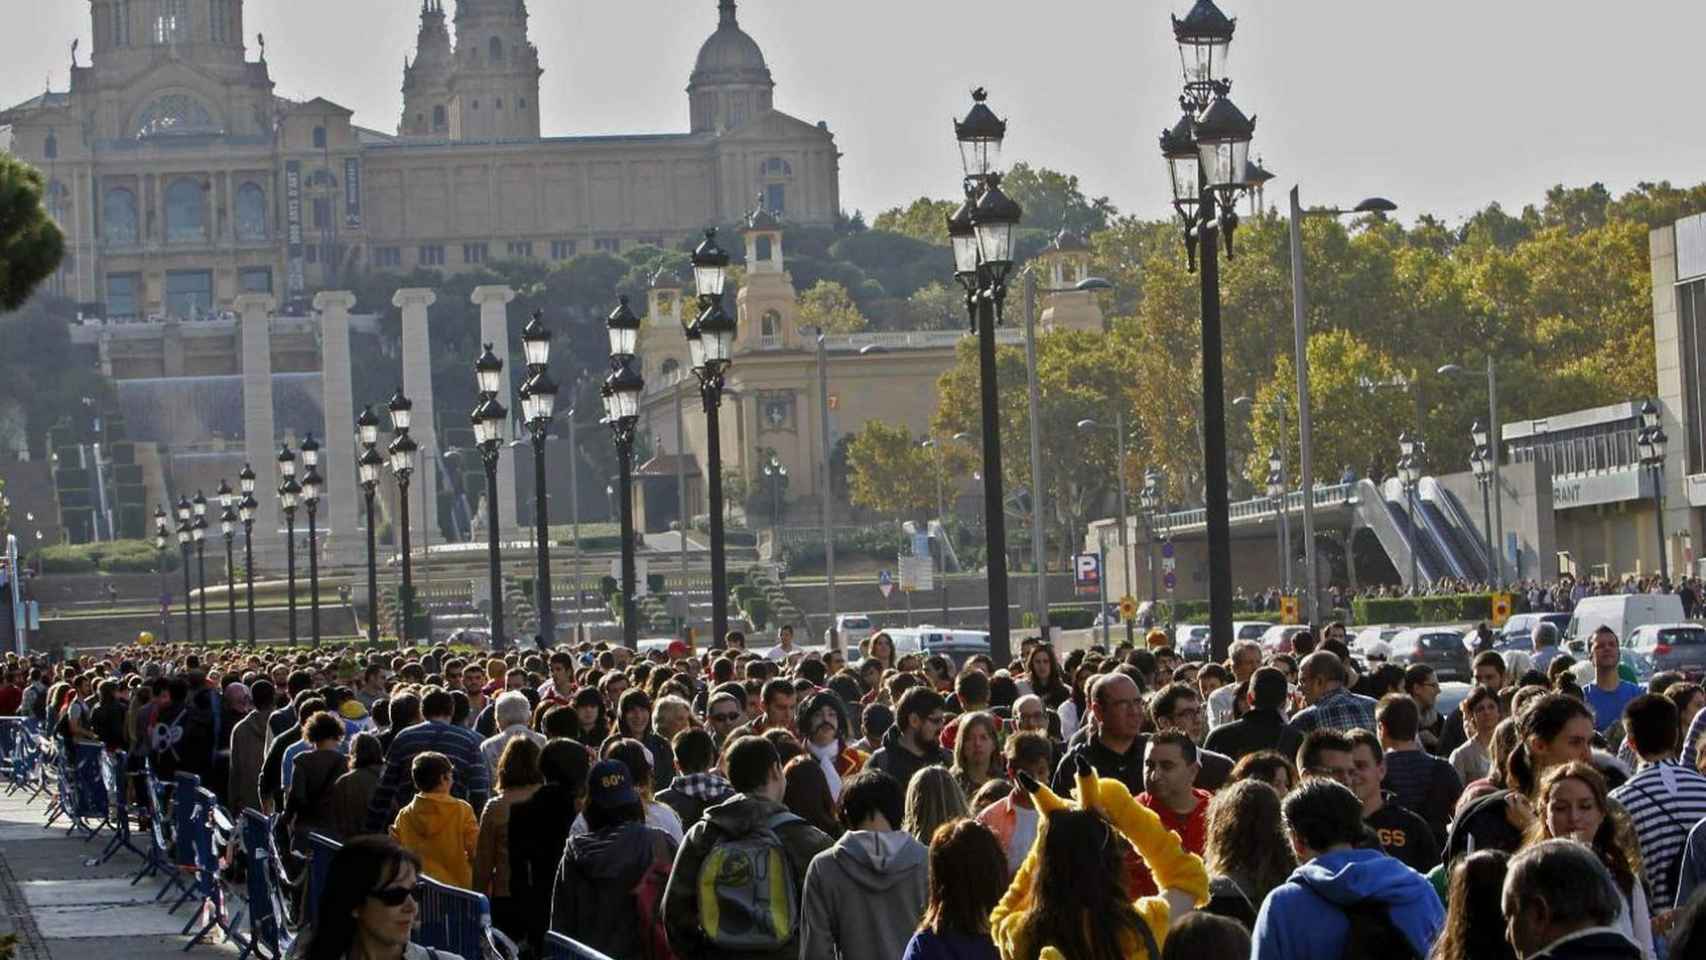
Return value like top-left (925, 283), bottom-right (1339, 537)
top-left (235, 292), bottom-right (280, 561)
top-left (471, 284), bottom-right (518, 533)
top-left (395, 288), bottom-right (440, 554)
top-left (314, 290), bottom-right (360, 561)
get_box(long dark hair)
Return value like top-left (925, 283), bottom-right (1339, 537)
top-left (1530, 762), bottom-right (1638, 898)
top-left (1507, 694), bottom-right (1592, 796)
top-left (1428, 850), bottom-right (1516, 960)
top-left (1011, 809), bottom-right (1143, 960)
top-left (1025, 646), bottom-right (1070, 708)
top-left (1205, 780), bottom-right (1296, 904)
top-left (297, 836), bottom-right (422, 960)
top-left (920, 818), bottom-right (1007, 937)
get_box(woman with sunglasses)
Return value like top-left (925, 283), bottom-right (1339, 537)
top-left (297, 835), bottom-right (463, 960)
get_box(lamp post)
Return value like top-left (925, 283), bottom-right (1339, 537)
top-left (1639, 399), bottom-right (1670, 580)
top-left (948, 88), bottom-right (1023, 666)
top-left (191, 490), bottom-right (208, 643)
top-left (1441, 362), bottom-right (1503, 584)
top-left (301, 452), bottom-right (323, 646)
top-left (175, 497), bottom-right (193, 644)
top-left (387, 389), bottom-right (417, 645)
top-left (238, 494), bottom-right (256, 647)
top-left (1469, 436), bottom-right (1495, 584)
top-left (356, 406), bottom-right (381, 646)
top-left (153, 507), bottom-right (169, 642)
top-left (216, 480), bottom-right (236, 642)
top-left (604, 296), bottom-right (645, 649)
top-left (686, 228), bottom-right (736, 648)
top-left (277, 445), bottom-right (300, 645)
top-left (1076, 416), bottom-right (1135, 646)
top-left (763, 454), bottom-right (787, 541)
top-left (519, 312), bottom-right (559, 645)
top-left (1140, 469), bottom-right (1160, 607)
top-left (1265, 450), bottom-right (1289, 593)
top-left (472, 344), bottom-right (509, 649)
top-left (1158, 0), bottom-right (1258, 661)
top-left (1398, 431), bottom-right (1422, 592)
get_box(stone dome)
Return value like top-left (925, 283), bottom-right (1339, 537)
top-left (690, 1), bottom-right (773, 87)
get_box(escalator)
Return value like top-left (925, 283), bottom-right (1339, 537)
top-left (1353, 479), bottom-right (1443, 589)
top-left (1381, 481), bottom-right (1455, 584)
top-left (1419, 480), bottom-right (1491, 581)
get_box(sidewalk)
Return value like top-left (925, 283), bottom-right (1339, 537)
top-left (0, 792), bottom-right (238, 960)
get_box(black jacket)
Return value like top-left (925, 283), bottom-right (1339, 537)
top-left (868, 725), bottom-right (949, 790)
top-left (551, 820), bottom-right (676, 959)
top-left (1532, 930), bottom-right (1643, 960)
top-left (1203, 708), bottom-right (1303, 764)
top-left (1052, 732), bottom-right (1147, 797)
top-left (509, 782), bottom-right (581, 956)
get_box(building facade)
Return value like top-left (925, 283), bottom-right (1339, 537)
top-left (0, 0), bottom-right (840, 320)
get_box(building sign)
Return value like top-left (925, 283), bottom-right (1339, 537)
top-left (1551, 468), bottom-right (1644, 509)
top-left (1679, 212), bottom-right (1706, 283)
top-left (284, 160), bottom-right (304, 295)
top-left (1074, 552), bottom-right (1101, 598)
top-left (343, 157), bottom-right (362, 228)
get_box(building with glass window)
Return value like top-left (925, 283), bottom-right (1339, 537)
top-left (0, 0), bottom-right (840, 318)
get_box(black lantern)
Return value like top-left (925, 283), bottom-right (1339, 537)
top-left (694, 301), bottom-right (737, 370)
top-left (475, 343), bottom-right (504, 397)
top-left (1173, 0), bottom-right (1236, 101)
top-left (217, 478), bottom-right (234, 511)
top-left (357, 405), bottom-right (381, 447)
top-left (1193, 90), bottom-right (1256, 195)
top-left (387, 387), bottom-right (414, 433)
top-left (602, 362), bottom-right (645, 425)
top-left (175, 495), bottom-right (192, 525)
top-left (691, 229), bottom-right (730, 300)
top-left (358, 444), bottom-right (383, 487)
top-left (277, 443), bottom-right (297, 481)
top-left (239, 462), bottom-right (256, 497)
top-left (522, 309), bottom-right (552, 368)
top-left (521, 369), bottom-right (559, 424)
top-left (472, 395), bottom-right (508, 448)
top-left (300, 432), bottom-right (320, 470)
top-left (1470, 419), bottom-right (1488, 450)
top-left (970, 182), bottom-right (1023, 280)
top-left (192, 490), bottom-right (208, 520)
top-left (238, 493), bottom-right (256, 525)
top-left (607, 295), bottom-right (642, 359)
top-left (388, 432), bottom-right (418, 473)
top-left (946, 197), bottom-right (980, 283)
top-left (954, 87), bottom-right (1008, 182)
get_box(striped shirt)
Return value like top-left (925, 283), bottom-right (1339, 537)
top-left (1610, 759), bottom-right (1706, 908)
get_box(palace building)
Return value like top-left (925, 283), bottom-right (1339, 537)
top-left (0, 0), bottom-right (842, 320)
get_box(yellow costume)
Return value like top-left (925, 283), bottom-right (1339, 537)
top-left (989, 763), bottom-right (1209, 960)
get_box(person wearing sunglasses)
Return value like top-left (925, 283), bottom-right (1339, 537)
top-left (296, 835), bottom-right (462, 960)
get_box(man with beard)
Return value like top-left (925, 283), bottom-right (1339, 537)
top-left (869, 687), bottom-right (949, 789)
top-left (797, 689), bottom-right (864, 802)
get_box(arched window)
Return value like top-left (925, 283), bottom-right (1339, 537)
top-left (471, 100), bottom-right (480, 110)
top-left (761, 310), bottom-right (781, 338)
top-left (495, 98), bottom-right (503, 110)
top-left (415, 112), bottom-right (424, 132)
top-left (133, 94), bottom-right (218, 138)
top-left (432, 105), bottom-right (447, 130)
top-left (755, 235), bottom-right (772, 262)
top-left (235, 182), bottom-right (266, 241)
top-left (489, 36), bottom-right (503, 62)
top-left (759, 157), bottom-right (793, 177)
top-left (44, 132), bottom-right (58, 160)
top-left (312, 126), bottom-right (327, 148)
top-left (519, 97), bottom-right (527, 108)
top-left (164, 177), bottom-right (207, 243)
top-left (102, 187), bottom-right (139, 245)
top-left (45, 180), bottom-right (69, 223)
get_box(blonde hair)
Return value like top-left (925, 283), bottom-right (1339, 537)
top-left (903, 766), bottom-right (969, 847)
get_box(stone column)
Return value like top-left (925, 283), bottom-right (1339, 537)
top-left (471, 285), bottom-right (518, 534)
top-left (314, 290), bottom-right (360, 563)
top-left (235, 293), bottom-right (280, 564)
top-left (394, 288), bottom-right (439, 555)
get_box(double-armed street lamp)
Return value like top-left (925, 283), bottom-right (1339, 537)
top-left (154, 506), bottom-right (170, 641)
top-left (218, 483), bottom-right (237, 643)
top-left (1140, 469), bottom-right (1163, 608)
top-left (605, 296), bottom-right (645, 649)
top-left (192, 490), bottom-right (208, 643)
top-left (1397, 431), bottom-right (1424, 592)
top-left (386, 389), bottom-right (418, 644)
top-left (1265, 449), bottom-right (1290, 593)
top-left (357, 407), bottom-right (384, 647)
top-left (472, 345), bottom-right (510, 649)
top-left (947, 88), bottom-right (1024, 666)
top-left (1469, 424), bottom-right (1496, 583)
top-left (175, 496), bottom-right (194, 643)
top-left (238, 463), bottom-right (257, 644)
top-left (300, 434), bottom-right (324, 647)
top-left (277, 445), bottom-right (301, 644)
top-left (1638, 399), bottom-right (1670, 581)
top-left (685, 229), bottom-right (738, 648)
top-left (519, 312), bottom-right (560, 644)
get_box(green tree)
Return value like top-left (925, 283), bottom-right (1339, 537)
top-left (0, 155), bottom-right (66, 311)
top-left (871, 198), bottom-right (957, 243)
top-left (796, 280), bottom-right (867, 333)
top-left (846, 420), bottom-right (971, 520)
top-left (1001, 162), bottom-right (1118, 236)
top-left (897, 281), bottom-right (964, 330)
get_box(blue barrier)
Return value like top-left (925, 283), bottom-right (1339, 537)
top-left (303, 832), bottom-right (341, 930)
top-left (62, 741), bottom-right (111, 841)
top-left (236, 809), bottom-right (289, 960)
top-left (415, 876), bottom-right (498, 960)
top-left (0, 717), bottom-right (25, 788)
top-left (543, 931), bottom-right (618, 960)
top-left (139, 764), bottom-right (189, 900)
top-left (98, 749), bottom-right (146, 864)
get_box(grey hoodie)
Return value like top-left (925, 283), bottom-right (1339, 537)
top-left (799, 829), bottom-right (929, 960)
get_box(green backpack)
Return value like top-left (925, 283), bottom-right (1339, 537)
top-left (695, 811), bottom-right (803, 951)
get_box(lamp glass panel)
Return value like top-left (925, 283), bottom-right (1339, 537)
top-left (974, 220), bottom-right (1015, 268)
top-left (693, 263), bottom-right (726, 298)
top-left (608, 325), bottom-right (638, 357)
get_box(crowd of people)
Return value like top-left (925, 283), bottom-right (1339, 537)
top-left (12, 616), bottom-right (1706, 959)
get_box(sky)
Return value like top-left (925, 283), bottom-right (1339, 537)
top-left (4, 0), bottom-right (1706, 226)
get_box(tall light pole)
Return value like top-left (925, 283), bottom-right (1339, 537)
top-left (472, 344), bottom-right (509, 649)
top-left (356, 407), bottom-right (382, 646)
top-left (1159, 0), bottom-right (1256, 661)
top-left (1398, 431), bottom-right (1422, 592)
top-left (153, 507), bottom-right (169, 642)
top-left (519, 312), bottom-right (559, 645)
top-left (762, 454), bottom-right (787, 542)
top-left (1440, 361), bottom-right (1503, 584)
top-left (192, 490), bottom-right (208, 644)
top-left (604, 296), bottom-right (645, 649)
top-left (949, 88), bottom-right (1023, 666)
top-left (216, 480), bottom-right (236, 642)
top-left (686, 229), bottom-right (736, 648)
top-left (1265, 450), bottom-right (1289, 592)
top-left (1077, 416), bottom-right (1135, 646)
top-left (175, 497), bottom-right (193, 644)
top-left (301, 434), bottom-right (323, 647)
top-left (277, 446), bottom-right (300, 645)
top-left (1639, 399), bottom-right (1669, 581)
top-left (1140, 469), bottom-right (1160, 608)
top-left (386, 388), bottom-right (418, 645)
top-left (1469, 434), bottom-right (1495, 584)
top-left (238, 463), bottom-right (256, 644)
top-left (814, 331), bottom-right (839, 648)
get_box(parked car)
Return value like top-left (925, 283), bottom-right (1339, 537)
top-left (1565, 594), bottom-right (1687, 646)
top-left (1259, 624), bottom-right (1311, 655)
top-left (1622, 623), bottom-right (1706, 680)
top-left (1497, 612), bottom-right (1572, 651)
top-left (825, 613), bottom-right (873, 649)
top-left (1352, 625), bottom-right (1408, 658)
top-left (852, 626), bottom-right (991, 669)
top-left (1176, 624), bottom-right (1211, 661)
top-left (1232, 621), bottom-right (1272, 645)
top-left (1389, 627), bottom-right (1473, 682)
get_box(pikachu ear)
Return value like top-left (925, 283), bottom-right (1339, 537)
top-left (1072, 753), bottom-right (1098, 811)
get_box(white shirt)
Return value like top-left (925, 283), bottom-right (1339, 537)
top-left (807, 739), bottom-right (844, 800)
top-left (1007, 803), bottom-right (1039, 875)
top-left (570, 800), bottom-right (684, 844)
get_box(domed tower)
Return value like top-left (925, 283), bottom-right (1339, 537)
top-left (687, 0), bottom-right (774, 134)
top-left (449, 0), bottom-right (542, 141)
top-left (736, 196), bottom-right (798, 352)
top-left (400, 0), bottom-right (454, 137)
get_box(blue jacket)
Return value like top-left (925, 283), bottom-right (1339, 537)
top-left (1252, 848), bottom-right (1445, 960)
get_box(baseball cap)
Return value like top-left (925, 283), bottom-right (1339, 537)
top-left (667, 640), bottom-right (690, 658)
top-left (586, 759), bottom-right (640, 811)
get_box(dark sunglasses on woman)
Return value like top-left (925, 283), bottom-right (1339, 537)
top-left (368, 881), bottom-right (424, 907)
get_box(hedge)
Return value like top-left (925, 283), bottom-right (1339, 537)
top-left (34, 539), bottom-right (179, 574)
top-left (1350, 593), bottom-right (1493, 626)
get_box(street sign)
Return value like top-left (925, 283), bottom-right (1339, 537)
top-left (1491, 592), bottom-right (1514, 627)
top-left (1074, 553), bottom-right (1102, 598)
top-left (1118, 595), bottom-right (1138, 622)
top-left (1161, 541), bottom-right (1175, 559)
top-left (878, 570), bottom-right (894, 598)
top-left (911, 532), bottom-right (931, 558)
top-left (1279, 595), bottom-right (1300, 625)
top-left (899, 555), bottom-right (933, 592)
top-left (1163, 571), bottom-right (1177, 591)
top-left (1162, 557), bottom-right (1176, 574)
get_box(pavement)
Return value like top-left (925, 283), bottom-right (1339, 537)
top-left (0, 791), bottom-right (238, 960)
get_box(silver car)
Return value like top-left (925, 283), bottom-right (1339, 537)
top-left (1625, 623), bottom-right (1706, 681)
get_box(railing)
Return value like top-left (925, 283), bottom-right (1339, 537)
top-left (822, 328), bottom-right (1025, 352)
top-left (1150, 481), bottom-right (1359, 531)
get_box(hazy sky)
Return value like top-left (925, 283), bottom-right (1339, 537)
top-left (5, 0), bottom-right (1706, 226)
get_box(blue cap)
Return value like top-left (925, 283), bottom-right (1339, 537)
top-left (587, 759), bottom-right (640, 811)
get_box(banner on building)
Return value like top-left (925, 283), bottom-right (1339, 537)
top-left (343, 157), bottom-right (362, 228)
top-left (284, 160), bottom-right (304, 295)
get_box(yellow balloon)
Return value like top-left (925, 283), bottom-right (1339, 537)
top-left (137, 631), bottom-right (155, 646)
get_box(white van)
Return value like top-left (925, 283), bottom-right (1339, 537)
top-left (824, 613), bottom-right (873, 649)
top-left (1564, 594), bottom-right (1687, 647)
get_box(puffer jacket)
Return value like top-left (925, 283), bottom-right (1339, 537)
top-left (550, 819), bottom-right (676, 959)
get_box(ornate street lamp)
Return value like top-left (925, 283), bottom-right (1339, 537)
top-left (520, 312), bottom-right (559, 646)
top-left (687, 228), bottom-right (735, 648)
top-left (1469, 436), bottom-right (1495, 584)
top-left (153, 506), bottom-right (170, 642)
top-left (278, 445), bottom-right (300, 645)
top-left (1266, 448), bottom-right (1289, 593)
top-left (1140, 469), bottom-right (1161, 607)
top-left (763, 454), bottom-right (788, 539)
top-left (216, 479), bottom-right (236, 641)
top-left (175, 508), bottom-right (193, 644)
top-left (301, 454), bottom-right (323, 647)
top-left (387, 388), bottom-right (416, 644)
top-left (605, 296), bottom-right (646, 648)
top-left (358, 438), bottom-right (383, 646)
top-left (238, 486), bottom-right (257, 644)
top-left (1639, 399), bottom-right (1669, 580)
top-left (1397, 436), bottom-right (1424, 593)
top-left (191, 505), bottom-right (208, 645)
top-left (1157, 0), bottom-right (1256, 659)
top-left (472, 345), bottom-right (509, 648)
top-left (947, 87), bottom-right (1024, 665)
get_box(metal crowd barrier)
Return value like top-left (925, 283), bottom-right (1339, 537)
top-left (416, 875), bottom-right (516, 960)
top-left (543, 931), bottom-right (618, 960)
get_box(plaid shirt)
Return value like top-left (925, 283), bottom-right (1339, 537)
top-left (1290, 687), bottom-right (1378, 735)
